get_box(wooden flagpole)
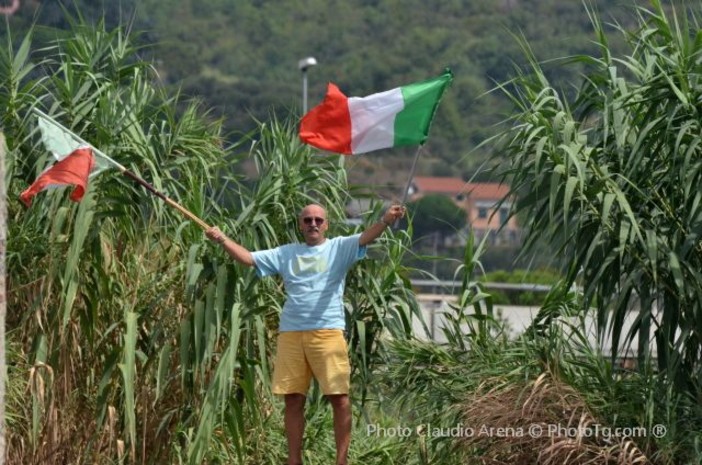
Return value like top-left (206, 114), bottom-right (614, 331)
top-left (120, 170), bottom-right (211, 230)
top-left (32, 109), bottom-right (212, 231)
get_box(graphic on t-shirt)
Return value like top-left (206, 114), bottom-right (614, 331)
top-left (293, 255), bottom-right (329, 276)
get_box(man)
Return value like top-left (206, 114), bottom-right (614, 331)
top-left (205, 203), bottom-right (406, 465)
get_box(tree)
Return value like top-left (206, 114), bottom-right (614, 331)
top-left (408, 194), bottom-right (467, 241)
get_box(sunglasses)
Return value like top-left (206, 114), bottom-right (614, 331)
top-left (302, 216), bottom-right (325, 226)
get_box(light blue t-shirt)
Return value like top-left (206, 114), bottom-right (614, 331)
top-left (251, 234), bottom-right (367, 331)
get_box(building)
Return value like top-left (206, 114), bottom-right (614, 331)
top-left (407, 176), bottom-right (520, 245)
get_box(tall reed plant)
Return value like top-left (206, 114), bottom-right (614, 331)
top-left (3, 16), bottom-right (423, 464)
top-left (487, 1), bottom-right (702, 462)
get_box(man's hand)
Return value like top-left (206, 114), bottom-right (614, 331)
top-left (205, 226), bottom-right (255, 266)
top-left (359, 204), bottom-right (407, 246)
top-left (382, 204), bottom-right (406, 225)
top-left (205, 226), bottom-right (227, 244)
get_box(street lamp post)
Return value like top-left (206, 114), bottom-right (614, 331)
top-left (298, 57), bottom-right (317, 114)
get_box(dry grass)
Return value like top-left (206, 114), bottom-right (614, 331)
top-left (460, 373), bottom-right (650, 465)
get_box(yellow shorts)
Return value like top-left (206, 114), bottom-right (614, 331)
top-left (272, 329), bottom-right (350, 396)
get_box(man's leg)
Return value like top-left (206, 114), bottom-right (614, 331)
top-left (327, 394), bottom-right (351, 465)
top-left (272, 332), bottom-right (312, 465)
top-left (305, 330), bottom-right (352, 464)
top-left (284, 393), bottom-right (306, 465)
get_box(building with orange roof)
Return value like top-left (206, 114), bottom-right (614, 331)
top-left (408, 176), bottom-right (520, 245)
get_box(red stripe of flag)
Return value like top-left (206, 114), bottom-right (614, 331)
top-left (20, 147), bottom-right (95, 207)
top-left (299, 83), bottom-right (353, 154)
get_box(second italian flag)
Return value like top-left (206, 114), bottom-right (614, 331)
top-left (299, 69), bottom-right (453, 155)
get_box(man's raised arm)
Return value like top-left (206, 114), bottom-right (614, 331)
top-left (359, 204), bottom-right (406, 246)
top-left (205, 226), bottom-right (255, 266)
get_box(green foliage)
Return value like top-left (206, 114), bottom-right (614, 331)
top-left (3, 0), bottom-right (635, 179)
top-left (407, 194), bottom-right (467, 241)
top-left (484, 268), bottom-right (560, 285)
top-left (385, 238), bottom-right (694, 464)
top-left (490, 1), bottom-right (702, 462)
top-left (4, 16), bottom-right (225, 463)
top-left (358, 2), bottom-right (702, 462)
top-left (5, 2), bottom-right (702, 464)
top-left (3, 17), bottom-right (422, 465)
top-left (482, 268), bottom-right (562, 305)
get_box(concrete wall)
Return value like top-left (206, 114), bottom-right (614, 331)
top-left (414, 294), bottom-right (654, 360)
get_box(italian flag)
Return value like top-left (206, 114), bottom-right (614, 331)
top-left (20, 147), bottom-right (95, 207)
top-left (19, 114), bottom-right (111, 207)
top-left (299, 70), bottom-right (452, 155)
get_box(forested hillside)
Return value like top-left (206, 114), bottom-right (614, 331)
top-left (4, 0), bottom-right (632, 188)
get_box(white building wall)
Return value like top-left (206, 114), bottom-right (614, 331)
top-left (414, 295), bottom-right (656, 359)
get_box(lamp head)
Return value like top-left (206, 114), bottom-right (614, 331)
top-left (298, 56), bottom-right (317, 72)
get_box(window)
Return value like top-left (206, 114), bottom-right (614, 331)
top-left (477, 207), bottom-right (488, 219)
top-left (500, 208), bottom-right (509, 225)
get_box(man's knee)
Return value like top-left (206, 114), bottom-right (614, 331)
top-left (284, 393), bottom-right (306, 412)
top-left (326, 394), bottom-right (350, 409)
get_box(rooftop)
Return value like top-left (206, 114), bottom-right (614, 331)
top-left (412, 176), bottom-right (511, 200)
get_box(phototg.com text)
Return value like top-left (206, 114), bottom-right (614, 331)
top-left (366, 423), bottom-right (667, 439)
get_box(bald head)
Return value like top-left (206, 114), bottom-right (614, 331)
top-left (299, 204), bottom-right (326, 219)
top-left (298, 204), bottom-right (328, 246)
